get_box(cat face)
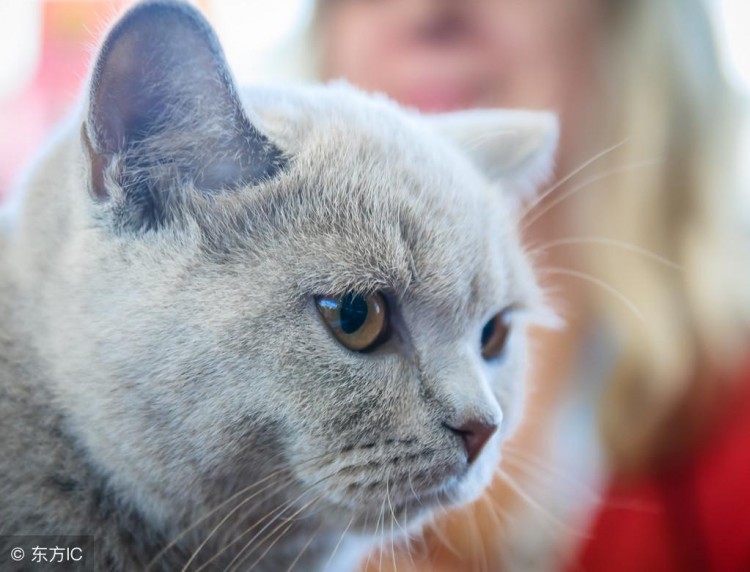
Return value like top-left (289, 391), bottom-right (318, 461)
top-left (29, 1), bottom-right (556, 536)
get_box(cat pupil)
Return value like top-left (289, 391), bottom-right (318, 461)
top-left (340, 293), bottom-right (369, 334)
top-left (481, 318), bottom-right (495, 347)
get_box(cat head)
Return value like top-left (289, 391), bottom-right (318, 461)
top-left (37, 1), bottom-right (557, 534)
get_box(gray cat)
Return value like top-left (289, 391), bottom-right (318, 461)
top-left (0, 1), bottom-right (557, 570)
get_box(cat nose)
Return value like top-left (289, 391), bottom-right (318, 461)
top-left (444, 419), bottom-right (498, 464)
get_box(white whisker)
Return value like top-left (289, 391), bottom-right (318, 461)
top-left (427, 504), bottom-right (460, 559)
top-left (179, 473), bottom-right (297, 572)
top-left (502, 446), bottom-right (600, 503)
top-left (529, 236), bottom-right (681, 270)
top-left (522, 159), bottom-right (661, 230)
top-left (374, 492), bottom-right (387, 572)
top-left (195, 470), bottom-right (334, 572)
top-left (495, 467), bottom-right (587, 539)
top-left (542, 266), bottom-right (646, 323)
top-left (324, 514), bottom-right (355, 571)
top-left (521, 138), bottom-right (630, 220)
top-left (238, 493), bottom-right (324, 572)
top-left (285, 519), bottom-right (326, 572)
top-left (386, 470), bottom-right (400, 572)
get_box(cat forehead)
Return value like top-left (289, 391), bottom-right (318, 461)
top-left (243, 83), bottom-right (485, 187)
top-left (196, 85), bottom-right (530, 312)
top-left (199, 179), bottom-right (523, 324)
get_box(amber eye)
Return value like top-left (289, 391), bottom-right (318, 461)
top-left (316, 292), bottom-right (389, 352)
top-left (480, 309), bottom-right (512, 361)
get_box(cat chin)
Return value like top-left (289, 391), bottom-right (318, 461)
top-left (329, 465), bottom-right (499, 553)
top-left (326, 489), bottom-right (449, 537)
top-left (454, 445), bottom-right (503, 505)
top-left (316, 452), bottom-right (501, 538)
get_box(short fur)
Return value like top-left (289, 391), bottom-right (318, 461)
top-left (0, 2), bottom-right (556, 570)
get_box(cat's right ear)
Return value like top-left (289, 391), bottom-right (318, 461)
top-left (82, 1), bottom-right (285, 228)
top-left (428, 109), bottom-right (558, 201)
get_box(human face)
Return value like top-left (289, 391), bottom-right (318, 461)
top-left (320, 0), bottom-right (605, 168)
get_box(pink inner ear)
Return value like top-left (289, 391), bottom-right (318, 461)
top-left (84, 0), bottom-right (285, 204)
top-left (81, 123), bottom-right (109, 201)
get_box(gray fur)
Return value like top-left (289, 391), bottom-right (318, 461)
top-left (0, 2), bottom-right (556, 570)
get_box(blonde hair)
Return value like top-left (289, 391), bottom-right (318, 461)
top-left (579, 0), bottom-right (749, 471)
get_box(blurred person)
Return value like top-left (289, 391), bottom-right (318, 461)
top-left (301, 0), bottom-right (750, 570)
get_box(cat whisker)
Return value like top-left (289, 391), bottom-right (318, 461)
top-left (390, 512), bottom-right (398, 572)
top-left (324, 513), bottom-right (356, 571)
top-left (407, 468), bottom-right (423, 507)
top-left (473, 508), bottom-right (490, 572)
top-left (194, 470), bottom-right (337, 572)
top-left (149, 464), bottom-right (287, 568)
top-left (522, 159), bottom-right (661, 230)
top-left (377, 493), bottom-right (387, 572)
top-left (361, 511), bottom-right (376, 572)
top-left (400, 495), bottom-right (418, 572)
top-left (425, 504), bottom-right (461, 559)
top-left (178, 472), bottom-right (298, 571)
top-left (212, 487), bottom-right (312, 572)
top-left (494, 466), bottom-right (588, 538)
top-left (521, 138), bottom-right (630, 221)
top-left (501, 446), bottom-right (600, 503)
top-left (528, 236), bottom-right (681, 270)
top-left (386, 469), bottom-right (406, 535)
top-left (480, 490), bottom-right (509, 536)
top-left (482, 492), bottom-right (518, 558)
top-left (285, 518), bottom-right (327, 572)
top-left (504, 445), bottom-right (659, 514)
top-left (169, 450), bottom-right (335, 571)
top-left (238, 493), bottom-right (326, 572)
top-left (408, 524), bottom-right (428, 566)
top-left (395, 466), bottom-right (422, 571)
top-left (385, 470), bottom-right (400, 572)
top-left (541, 266), bottom-right (646, 323)
top-left (499, 455), bottom-right (601, 529)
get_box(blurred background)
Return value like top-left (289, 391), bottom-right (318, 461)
top-left (2, 1), bottom-right (750, 571)
top-left (1, 0), bottom-right (749, 197)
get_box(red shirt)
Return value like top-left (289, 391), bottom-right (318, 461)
top-left (569, 365), bottom-right (750, 572)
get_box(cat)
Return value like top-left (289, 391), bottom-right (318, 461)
top-left (0, 1), bottom-right (557, 570)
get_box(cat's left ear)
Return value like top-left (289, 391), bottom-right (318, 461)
top-left (428, 109), bottom-right (558, 199)
top-left (82, 0), bottom-right (285, 226)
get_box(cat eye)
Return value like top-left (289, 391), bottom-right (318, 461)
top-left (316, 292), bottom-right (389, 352)
top-left (480, 309), bottom-right (513, 361)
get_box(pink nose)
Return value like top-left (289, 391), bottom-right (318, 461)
top-left (445, 419), bottom-right (498, 464)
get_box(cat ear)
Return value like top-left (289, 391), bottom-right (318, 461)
top-left (83, 1), bottom-right (284, 226)
top-left (428, 109), bottom-right (558, 199)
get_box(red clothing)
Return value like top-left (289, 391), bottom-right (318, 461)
top-left (570, 366), bottom-right (750, 572)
